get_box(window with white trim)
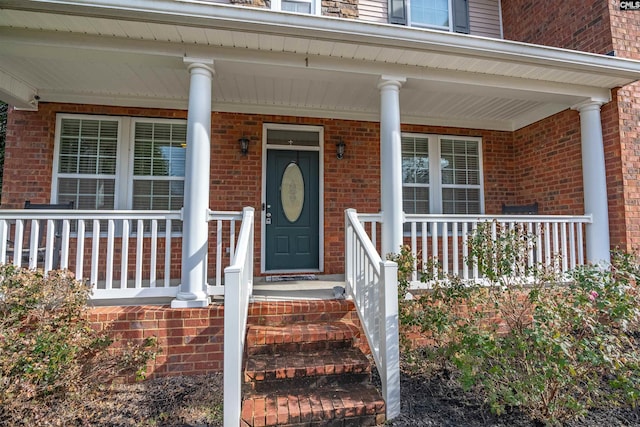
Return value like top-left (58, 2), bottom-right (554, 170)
top-left (410, 0), bottom-right (450, 30)
top-left (271, 0), bottom-right (319, 14)
top-left (54, 114), bottom-right (186, 213)
top-left (402, 134), bottom-right (483, 218)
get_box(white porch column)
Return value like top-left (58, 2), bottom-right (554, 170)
top-left (576, 100), bottom-right (611, 265)
top-left (172, 58), bottom-right (214, 308)
top-left (378, 76), bottom-right (406, 258)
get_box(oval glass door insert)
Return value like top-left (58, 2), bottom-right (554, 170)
top-left (281, 162), bottom-right (305, 223)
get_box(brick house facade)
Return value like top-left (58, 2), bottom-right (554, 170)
top-left (1, 1), bottom-right (640, 383)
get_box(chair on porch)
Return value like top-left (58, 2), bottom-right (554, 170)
top-left (7, 200), bottom-right (74, 269)
top-left (501, 202), bottom-right (539, 215)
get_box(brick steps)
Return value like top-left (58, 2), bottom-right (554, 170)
top-left (241, 300), bottom-right (386, 427)
top-left (245, 321), bottom-right (360, 355)
top-left (244, 348), bottom-right (371, 393)
top-left (241, 383), bottom-right (385, 427)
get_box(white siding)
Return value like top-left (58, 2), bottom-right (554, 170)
top-left (358, 0), bottom-right (503, 39)
top-left (469, 0), bottom-right (502, 38)
top-left (358, 0), bottom-right (387, 22)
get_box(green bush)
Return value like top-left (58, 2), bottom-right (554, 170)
top-left (396, 222), bottom-right (640, 425)
top-left (0, 265), bottom-right (159, 425)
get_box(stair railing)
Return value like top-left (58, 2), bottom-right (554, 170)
top-left (223, 207), bottom-right (255, 427)
top-left (344, 208), bottom-right (400, 419)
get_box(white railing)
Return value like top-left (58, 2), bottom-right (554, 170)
top-left (344, 208), bottom-right (400, 420)
top-left (358, 213), bottom-right (591, 281)
top-left (404, 214), bottom-right (591, 281)
top-left (223, 207), bottom-right (255, 427)
top-left (0, 209), bottom-right (243, 299)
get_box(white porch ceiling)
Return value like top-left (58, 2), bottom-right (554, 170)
top-left (1, 1), bottom-right (640, 130)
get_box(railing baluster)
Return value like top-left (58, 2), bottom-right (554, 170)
top-left (44, 219), bottom-right (55, 272)
top-left (577, 223), bottom-right (585, 265)
top-left (552, 222), bottom-right (559, 270)
top-left (91, 219), bottom-right (100, 287)
top-left (121, 220), bottom-right (130, 289)
top-left (462, 221), bottom-right (468, 280)
top-left (452, 221), bottom-right (459, 276)
top-left (569, 222), bottom-right (577, 269)
top-left (76, 220), bottom-right (85, 282)
top-left (431, 221), bottom-right (438, 277)
top-left (442, 222), bottom-right (449, 275)
top-left (472, 222), bottom-right (478, 280)
top-left (217, 219), bottom-right (223, 287)
top-left (561, 222), bottom-right (568, 272)
top-left (410, 221), bottom-right (417, 282)
top-left (28, 219), bottom-right (39, 269)
top-left (150, 219), bottom-right (158, 288)
top-left (0, 220), bottom-right (7, 264)
top-left (60, 220), bottom-right (70, 270)
top-left (543, 222), bottom-right (551, 267)
top-left (106, 219), bottom-right (115, 290)
top-left (229, 219), bottom-right (236, 261)
top-left (421, 222), bottom-right (428, 274)
top-left (135, 219), bottom-right (144, 289)
top-left (164, 219), bottom-right (172, 288)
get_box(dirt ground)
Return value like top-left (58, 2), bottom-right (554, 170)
top-left (71, 364), bottom-right (640, 427)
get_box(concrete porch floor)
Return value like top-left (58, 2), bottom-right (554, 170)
top-left (90, 274), bottom-right (345, 306)
top-left (252, 274), bottom-right (345, 301)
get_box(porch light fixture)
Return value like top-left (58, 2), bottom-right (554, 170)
top-left (238, 137), bottom-right (250, 156)
top-left (336, 140), bottom-right (346, 159)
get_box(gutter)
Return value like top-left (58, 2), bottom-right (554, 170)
top-left (3, 0), bottom-right (640, 80)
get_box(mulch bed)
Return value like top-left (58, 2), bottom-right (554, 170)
top-left (12, 364), bottom-right (640, 426)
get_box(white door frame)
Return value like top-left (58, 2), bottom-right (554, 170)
top-left (261, 123), bottom-right (325, 274)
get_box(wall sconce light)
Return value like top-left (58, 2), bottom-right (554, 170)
top-left (238, 137), bottom-right (250, 156)
top-left (336, 140), bottom-right (346, 159)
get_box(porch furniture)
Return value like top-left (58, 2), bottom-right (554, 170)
top-left (501, 202), bottom-right (539, 215)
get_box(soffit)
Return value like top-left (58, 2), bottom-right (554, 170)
top-left (1, 3), bottom-right (640, 130)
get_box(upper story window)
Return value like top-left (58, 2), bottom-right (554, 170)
top-left (271, 0), bottom-right (320, 14)
top-left (390, 0), bottom-right (470, 33)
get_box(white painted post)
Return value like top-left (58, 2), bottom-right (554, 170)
top-left (380, 259), bottom-right (400, 419)
top-left (575, 101), bottom-right (611, 265)
top-left (378, 76), bottom-right (406, 259)
top-left (172, 58), bottom-right (214, 308)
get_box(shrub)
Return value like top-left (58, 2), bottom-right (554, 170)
top-left (396, 222), bottom-right (640, 425)
top-left (0, 265), bottom-right (159, 426)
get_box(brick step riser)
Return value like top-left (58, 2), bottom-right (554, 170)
top-left (244, 371), bottom-right (372, 394)
top-left (248, 311), bottom-right (354, 326)
top-left (246, 339), bottom-right (354, 356)
top-left (263, 414), bottom-right (381, 427)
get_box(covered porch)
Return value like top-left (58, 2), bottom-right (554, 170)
top-left (3, 1), bottom-right (640, 425)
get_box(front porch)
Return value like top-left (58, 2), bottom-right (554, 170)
top-left (0, 209), bottom-right (593, 301)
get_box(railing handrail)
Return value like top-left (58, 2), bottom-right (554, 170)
top-left (405, 213), bottom-right (593, 223)
top-left (223, 206), bottom-right (255, 427)
top-left (345, 208), bottom-right (400, 420)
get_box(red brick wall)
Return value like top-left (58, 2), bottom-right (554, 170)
top-left (512, 109), bottom-right (584, 215)
top-left (88, 300), bottom-right (364, 377)
top-left (501, 1), bottom-right (640, 251)
top-left (501, 0), bottom-right (614, 54)
top-left (609, 6), bottom-right (640, 251)
top-left (4, 102), bottom-right (528, 275)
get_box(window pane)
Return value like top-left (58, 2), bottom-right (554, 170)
top-left (133, 122), bottom-right (186, 179)
top-left (58, 118), bottom-right (118, 175)
top-left (442, 188), bottom-right (481, 214)
top-left (411, 0), bottom-right (449, 27)
top-left (133, 180), bottom-right (184, 210)
top-left (282, 0), bottom-right (312, 13)
top-left (402, 186), bottom-right (430, 214)
top-left (402, 136), bottom-right (429, 184)
top-left (57, 178), bottom-right (115, 209)
top-left (440, 139), bottom-right (480, 187)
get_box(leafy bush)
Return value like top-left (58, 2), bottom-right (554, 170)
top-left (395, 222), bottom-right (640, 425)
top-left (0, 265), bottom-right (159, 425)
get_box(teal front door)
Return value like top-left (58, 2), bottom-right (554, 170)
top-left (265, 149), bottom-right (319, 271)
